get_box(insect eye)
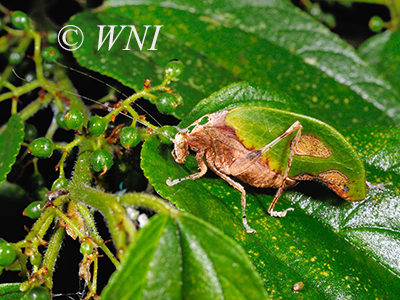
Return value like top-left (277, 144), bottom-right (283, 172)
top-left (175, 133), bottom-right (186, 147)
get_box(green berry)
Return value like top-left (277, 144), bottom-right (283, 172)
top-left (23, 201), bottom-right (45, 219)
top-left (80, 240), bottom-right (93, 255)
top-left (309, 5), bottom-right (322, 18)
top-left (323, 13), bottom-right (336, 28)
top-left (24, 286), bottom-right (51, 300)
top-left (120, 127), bottom-right (141, 149)
top-left (24, 72), bottom-right (36, 83)
top-left (156, 93), bottom-right (178, 115)
top-left (28, 137), bottom-right (53, 158)
top-left (41, 46), bottom-right (60, 63)
top-left (164, 59), bottom-right (184, 81)
top-left (8, 50), bottom-right (24, 66)
top-left (35, 187), bottom-right (49, 200)
top-left (159, 125), bottom-right (178, 145)
top-left (24, 124), bottom-right (38, 142)
top-left (0, 240), bottom-right (16, 266)
top-left (56, 111), bottom-right (68, 130)
top-left (11, 11), bottom-right (30, 30)
top-left (43, 62), bottom-right (54, 74)
top-left (27, 173), bottom-right (45, 192)
top-left (88, 116), bottom-right (107, 136)
top-left (369, 16), bottom-right (384, 32)
top-left (30, 252), bottom-right (42, 266)
top-left (51, 177), bottom-right (69, 190)
top-left (90, 149), bottom-right (113, 173)
top-left (47, 30), bottom-right (58, 44)
top-left (64, 109), bottom-right (84, 130)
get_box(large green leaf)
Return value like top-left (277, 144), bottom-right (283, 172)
top-left (68, 0), bottom-right (400, 129)
top-left (0, 114), bottom-right (24, 186)
top-left (359, 30), bottom-right (400, 93)
top-left (141, 83), bottom-right (400, 298)
top-left (101, 213), bottom-right (268, 299)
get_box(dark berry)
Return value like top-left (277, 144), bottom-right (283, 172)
top-left (56, 111), bottom-right (68, 130)
top-left (24, 124), bottom-right (38, 142)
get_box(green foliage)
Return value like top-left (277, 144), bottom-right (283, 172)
top-left (101, 213), bottom-right (268, 300)
top-left (0, 0), bottom-right (399, 299)
top-left (0, 114), bottom-right (24, 186)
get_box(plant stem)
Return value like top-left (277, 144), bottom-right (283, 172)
top-left (42, 226), bottom-right (65, 290)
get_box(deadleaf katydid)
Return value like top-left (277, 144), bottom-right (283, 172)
top-left (167, 106), bottom-right (366, 233)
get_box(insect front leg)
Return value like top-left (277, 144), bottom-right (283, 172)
top-left (267, 121), bottom-right (302, 217)
top-left (167, 151), bottom-right (208, 186)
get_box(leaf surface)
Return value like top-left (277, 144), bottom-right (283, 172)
top-left (0, 114), bottom-right (24, 186)
top-left (0, 283), bottom-right (23, 300)
top-left (101, 213), bottom-right (268, 300)
top-left (67, 0), bottom-right (400, 128)
top-left (141, 83), bottom-right (400, 298)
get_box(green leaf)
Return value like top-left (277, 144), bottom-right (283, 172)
top-left (68, 0), bottom-right (400, 128)
top-left (359, 31), bottom-right (400, 93)
top-left (68, 10), bottom-right (239, 119)
top-left (0, 114), bottom-right (24, 186)
top-left (0, 283), bottom-right (23, 300)
top-left (101, 213), bottom-right (268, 300)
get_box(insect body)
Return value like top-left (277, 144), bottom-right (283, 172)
top-left (167, 107), bottom-right (366, 233)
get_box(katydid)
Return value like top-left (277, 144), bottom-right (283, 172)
top-left (167, 106), bottom-right (366, 233)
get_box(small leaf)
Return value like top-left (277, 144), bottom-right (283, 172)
top-left (0, 283), bottom-right (23, 300)
top-left (0, 114), bottom-right (24, 186)
top-left (100, 213), bottom-right (267, 300)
